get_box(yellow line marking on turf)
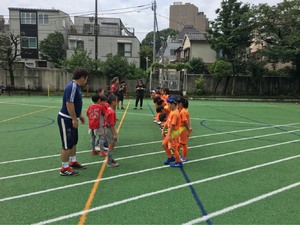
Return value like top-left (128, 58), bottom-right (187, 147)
top-left (0, 107), bottom-right (56, 123)
top-left (78, 100), bottom-right (131, 225)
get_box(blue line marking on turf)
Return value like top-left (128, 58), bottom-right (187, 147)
top-left (148, 101), bottom-right (211, 223)
top-left (180, 167), bottom-right (212, 225)
top-left (0, 117), bottom-right (55, 134)
top-left (147, 101), bottom-right (155, 116)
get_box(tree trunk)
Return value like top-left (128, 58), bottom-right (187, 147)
top-left (9, 67), bottom-right (14, 90)
top-left (214, 77), bottom-right (222, 94)
top-left (231, 76), bottom-right (236, 96)
top-left (223, 76), bottom-right (231, 95)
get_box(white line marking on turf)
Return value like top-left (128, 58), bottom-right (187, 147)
top-left (1, 140), bottom-right (300, 203)
top-left (1, 129), bottom-right (300, 180)
top-left (32, 155), bottom-right (300, 225)
top-left (182, 181), bottom-right (300, 225)
top-left (1, 122), bottom-right (300, 165)
top-left (0, 101), bottom-right (58, 108)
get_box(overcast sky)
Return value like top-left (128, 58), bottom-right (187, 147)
top-left (1, 0), bottom-right (283, 41)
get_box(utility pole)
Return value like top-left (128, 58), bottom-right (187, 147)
top-left (94, 0), bottom-right (98, 60)
top-left (150, 0), bottom-right (157, 91)
top-left (152, 0), bottom-right (157, 64)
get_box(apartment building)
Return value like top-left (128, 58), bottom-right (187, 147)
top-left (9, 8), bottom-right (73, 67)
top-left (169, 2), bottom-right (209, 33)
top-left (8, 8), bottom-right (140, 67)
top-left (67, 16), bottom-right (140, 66)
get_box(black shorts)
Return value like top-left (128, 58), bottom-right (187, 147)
top-left (57, 114), bottom-right (78, 150)
top-left (118, 93), bottom-right (124, 101)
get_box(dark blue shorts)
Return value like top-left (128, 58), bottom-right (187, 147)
top-left (57, 114), bottom-right (78, 150)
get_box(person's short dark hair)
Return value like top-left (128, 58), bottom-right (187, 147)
top-left (156, 105), bottom-right (164, 113)
top-left (153, 96), bottom-right (161, 104)
top-left (183, 98), bottom-right (189, 109)
top-left (95, 88), bottom-right (103, 94)
top-left (163, 87), bottom-right (170, 95)
top-left (159, 113), bottom-right (167, 122)
top-left (99, 94), bottom-right (107, 102)
top-left (156, 98), bottom-right (164, 106)
top-left (92, 94), bottom-right (100, 103)
top-left (73, 67), bottom-right (88, 80)
top-left (120, 80), bottom-right (125, 84)
top-left (177, 96), bottom-right (185, 104)
top-left (177, 96), bottom-right (189, 108)
top-left (107, 94), bottom-right (117, 105)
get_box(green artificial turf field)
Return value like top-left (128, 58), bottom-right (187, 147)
top-left (0, 95), bottom-right (300, 224)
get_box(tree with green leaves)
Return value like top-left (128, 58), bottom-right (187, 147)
top-left (209, 59), bottom-right (233, 94)
top-left (207, 0), bottom-right (254, 94)
top-left (61, 49), bottom-right (103, 76)
top-left (254, 0), bottom-right (300, 76)
top-left (0, 32), bottom-right (22, 89)
top-left (39, 31), bottom-right (65, 67)
top-left (187, 57), bottom-right (208, 74)
top-left (102, 54), bottom-right (130, 83)
top-left (139, 45), bottom-right (153, 70)
top-left (127, 62), bottom-right (147, 80)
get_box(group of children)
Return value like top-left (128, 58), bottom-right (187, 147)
top-left (86, 85), bottom-right (192, 169)
top-left (86, 88), bottom-right (119, 167)
top-left (151, 87), bottom-right (192, 168)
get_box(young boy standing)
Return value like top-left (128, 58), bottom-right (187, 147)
top-left (86, 94), bottom-right (107, 157)
top-left (105, 94), bottom-right (119, 167)
top-left (161, 96), bottom-right (182, 168)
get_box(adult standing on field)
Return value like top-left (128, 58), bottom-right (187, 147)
top-left (58, 67), bottom-right (88, 176)
top-left (134, 79), bottom-right (146, 109)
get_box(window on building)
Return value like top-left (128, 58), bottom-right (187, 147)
top-left (68, 39), bottom-right (84, 50)
top-left (38, 14), bottom-right (48, 24)
top-left (118, 43), bottom-right (132, 57)
top-left (69, 40), bottom-right (76, 49)
top-left (20, 12), bottom-right (36, 24)
top-left (77, 40), bottom-right (84, 50)
top-left (21, 37), bottom-right (37, 49)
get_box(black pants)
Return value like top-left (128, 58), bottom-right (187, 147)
top-left (135, 94), bottom-right (144, 108)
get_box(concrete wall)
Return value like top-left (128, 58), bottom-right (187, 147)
top-left (1, 67), bottom-right (299, 96)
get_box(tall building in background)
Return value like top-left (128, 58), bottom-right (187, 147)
top-left (169, 2), bottom-right (209, 32)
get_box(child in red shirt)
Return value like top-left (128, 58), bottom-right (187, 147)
top-left (105, 94), bottom-right (119, 167)
top-left (86, 94), bottom-right (107, 157)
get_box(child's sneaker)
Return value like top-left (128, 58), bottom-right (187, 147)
top-left (69, 161), bottom-right (87, 169)
top-left (164, 156), bottom-right (175, 165)
top-left (91, 150), bottom-right (98, 155)
top-left (180, 156), bottom-right (187, 162)
top-left (107, 159), bottom-right (119, 167)
top-left (99, 151), bottom-right (107, 157)
top-left (60, 167), bottom-right (79, 176)
top-left (170, 162), bottom-right (183, 168)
